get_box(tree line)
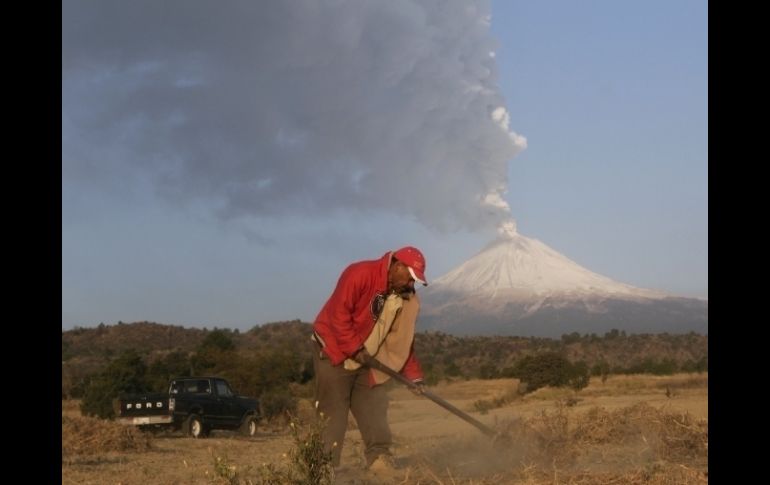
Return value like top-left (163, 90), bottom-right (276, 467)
top-left (64, 322), bottom-right (707, 420)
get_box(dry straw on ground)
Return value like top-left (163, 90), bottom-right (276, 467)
top-left (403, 401), bottom-right (707, 485)
top-left (572, 401), bottom-right (708, 462)
top-left (62, 415), bottom-right (153, 460)
top-left (61, 375), bottom-right (708, 484)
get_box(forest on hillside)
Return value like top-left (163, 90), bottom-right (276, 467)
top-left (63, 320), bottom-right (707, 420)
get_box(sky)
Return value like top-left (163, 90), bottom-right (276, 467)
top-left (62, 0), bottom-right (708, 331)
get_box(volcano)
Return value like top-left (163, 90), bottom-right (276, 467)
top-left (419, 223), bottom-right (707, 337)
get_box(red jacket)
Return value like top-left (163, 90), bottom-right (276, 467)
top-left (313, 251), bottom-right (424, 384)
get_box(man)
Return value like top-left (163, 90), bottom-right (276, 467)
top-left (312, 246), bottom-right (428, 472)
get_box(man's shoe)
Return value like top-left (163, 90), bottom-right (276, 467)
top-left (368, 454), bottom-right (400, 474)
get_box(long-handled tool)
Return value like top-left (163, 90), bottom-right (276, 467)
top-left (362, 355), bottom-right (508, 442)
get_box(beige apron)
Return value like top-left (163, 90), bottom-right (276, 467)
top-left (344, 292), bottom-right (420, 384)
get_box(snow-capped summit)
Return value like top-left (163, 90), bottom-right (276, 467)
top-left (431, 228), bottom-right (666, 301)
top-left (420, 222), bottom-right (707, 337)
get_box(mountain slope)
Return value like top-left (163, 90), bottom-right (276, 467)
top-left (420, 227), bottom-right (707, 337)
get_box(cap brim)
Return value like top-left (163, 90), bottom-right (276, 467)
top-left (407, 266), bottom-right (428, 286)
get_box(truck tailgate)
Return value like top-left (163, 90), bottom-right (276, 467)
top-left (115, 393), bottom-right (171, 421)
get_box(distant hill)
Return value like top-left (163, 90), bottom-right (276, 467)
top-left (62, 320), bottom-right (707, 396)
top-left (62, 319), bottom-right (314, 360)
top-left (62, 321), bottom-right (209, 360)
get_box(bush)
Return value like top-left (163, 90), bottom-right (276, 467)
top-left (568, 361), bottom-right (590, 391)
top-left (445, 362), bottom-right (461, 377)
top-left (255, 414), bottom-right (334, 484)
top-left (285, 415), bottom-right (334, 484)
top-left (261, 389), bottom-right (298, 422)
top-left (479, 363), bottom-right (499, 379)
top-left (510, 352), bottom-right (590, 394)
top-left (80, 350), bottom-right (152, 419)
top-left (146, 350), bottom-right (192, 392)
top-left (198, 329), bottom-right (236, 352)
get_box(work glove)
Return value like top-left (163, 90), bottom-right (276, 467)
top-left (410, 379), bottom-right (426, 396)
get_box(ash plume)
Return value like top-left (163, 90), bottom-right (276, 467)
top-left (63, 0), bottom-right (526, 232)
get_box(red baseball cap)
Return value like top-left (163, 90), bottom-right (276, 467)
top-left (394, 246), bottom-right (428, 286)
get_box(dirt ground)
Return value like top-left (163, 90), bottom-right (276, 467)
top-left (62, 373), bottom-right (708, 484)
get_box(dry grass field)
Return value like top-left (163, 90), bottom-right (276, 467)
top-left (62, 373), bottom-right (707, 484)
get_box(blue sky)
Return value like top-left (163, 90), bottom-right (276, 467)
top-left (491, 1), bottom-right (707, 300)
top-left (62, 1), bottom-right (707, 330)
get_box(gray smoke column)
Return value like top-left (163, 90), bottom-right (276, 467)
top-left (63, 0), bottom-right (526, 232)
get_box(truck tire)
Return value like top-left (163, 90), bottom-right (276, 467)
top-left (240, 415), bottom-right (258, 437)
top-left (184, 414), bottom-right (207, 438)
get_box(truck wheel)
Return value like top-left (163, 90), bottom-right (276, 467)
top-left (240, 416), bottom-right (258, 437)
top-left (184, 414), bottom-right (206, 438)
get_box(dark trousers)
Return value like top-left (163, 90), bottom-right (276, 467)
top-left (312, 341), bottom-right (392, 467)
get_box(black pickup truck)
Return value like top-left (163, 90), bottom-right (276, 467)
top-left (115, 376), bottom-right (260, 438)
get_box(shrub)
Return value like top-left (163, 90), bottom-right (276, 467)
top-left (479, 363), bottom-right (499, 379)
top-left (255, 414), bottom-right (334, 485)
top-left (146, 350), bottom-right (192, 392)
top-left (510, 352), bottom-right (590, 394)
top-left (80, 350), bottom-right (151, 419)
top-left (568, 361), bottom-right (590, 391)
top-left (198, 329), bottom-right (236, 352)
top-left (261, 389), bottom-right (298, 422)
top-left (285, 414), bottom-right (334, 484)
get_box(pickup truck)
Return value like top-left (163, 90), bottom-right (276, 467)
top-left (114, 376), bottom-right (260, 438)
